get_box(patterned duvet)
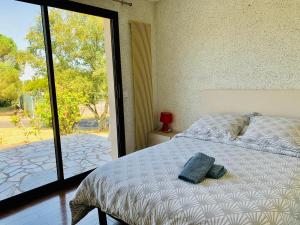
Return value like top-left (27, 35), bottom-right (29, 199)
top-left (70, 136), bottom-right (300, 225)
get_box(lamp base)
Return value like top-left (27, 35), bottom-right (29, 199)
top-left (161, 123), bottom-right (172, 133)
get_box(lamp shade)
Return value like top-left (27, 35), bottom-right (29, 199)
top-left (160, 112), bottom-right (173, 124)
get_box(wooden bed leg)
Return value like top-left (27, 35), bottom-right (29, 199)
top-left (98, 208), bottom-right (108, 225)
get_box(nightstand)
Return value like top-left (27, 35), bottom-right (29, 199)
top-left (147, 130), bottom-right (180, 147)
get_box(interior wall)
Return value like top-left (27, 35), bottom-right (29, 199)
top-left (73, 0), bottom-right (157, 154)
top-left (155, 0), bottom-right (300, 131)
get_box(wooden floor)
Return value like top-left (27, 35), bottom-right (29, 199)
top-left (0, 185), bottom-right (123, 225)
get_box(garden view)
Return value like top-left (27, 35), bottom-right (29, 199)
top-left (0, 3), bottom-right (113, 200)
top-left (0, 9), bottom-right (109, 149)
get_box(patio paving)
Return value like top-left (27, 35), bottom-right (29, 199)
top-left (0, 134), bottom-right (112, 200)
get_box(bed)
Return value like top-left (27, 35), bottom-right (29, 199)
top-left (70, 91), bottom-right (300, 225)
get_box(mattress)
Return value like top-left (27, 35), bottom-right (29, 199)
top-left (70, 136), bottom-right (300, 225)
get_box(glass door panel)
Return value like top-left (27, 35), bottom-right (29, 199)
top-left (0, 0), bottom-right (57, 200)
top-left (48, 8), bottom-right (115, 178)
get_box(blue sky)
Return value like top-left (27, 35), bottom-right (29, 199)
top-left (0, 0), bottom-right (40, 50)
top-left (0, 1), bottom-right (41, 80)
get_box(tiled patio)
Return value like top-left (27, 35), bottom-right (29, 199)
top-left (0, 134), bottom-right (112, 200)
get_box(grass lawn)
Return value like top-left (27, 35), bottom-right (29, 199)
top-left (0, 115), bottom-right (9, 122)
top-left (0, 107), bottom-right (14, 116)
top-left (0, 106), bottom-right (14, 113)
top-left (0, 112), bottom-right (109, 150)
top-left (83, 130), bottom-right (109, 137)
top-left (0, 127), bottom-right (109, 150)
top-left (0, 128), bottom-right (54, 150)
top-left (0, 115), bottom-right (16, 122)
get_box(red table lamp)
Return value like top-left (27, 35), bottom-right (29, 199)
top-left (160, 112), bottom-right (173, 132)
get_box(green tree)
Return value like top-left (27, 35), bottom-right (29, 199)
top-left (0, 62), bottom-right (21, 103)
top-left (34, 69), bottom-right (91, 135)
top-left (25, 9), bottom-right (109, 133)
top-left (0, 34), bottom-right (21, 105)
top-left (0, 34), bottom-right (17, 65)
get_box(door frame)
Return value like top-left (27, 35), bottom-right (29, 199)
top-left (0, 0), bottom-right (125, 209)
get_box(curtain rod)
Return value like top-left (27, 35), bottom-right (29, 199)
top-left (112, 0), bottom-right (133, 7)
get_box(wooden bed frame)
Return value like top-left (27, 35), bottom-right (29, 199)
top-left (98, 208), bottom-right (129, 225)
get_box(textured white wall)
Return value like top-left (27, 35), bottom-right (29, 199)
top-left (73, 0), bottom-right (157, 153)
top-left (155, 0), bottom-right (300, 130)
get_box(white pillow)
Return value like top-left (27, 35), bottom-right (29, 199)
top-left (184, 113), bottom-right (250, 141)
top-left (240, 115), bottom-right (300, 151)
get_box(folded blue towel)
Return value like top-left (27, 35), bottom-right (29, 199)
top-left (178, 153), bottom-right (215, 184)
top-left (182, 155), bottom-right (227, 180)
top-left (206, 164), bottom-right (227, 179)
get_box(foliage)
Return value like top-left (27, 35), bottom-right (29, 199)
top-left (22, 77), bottom-right (48, 94)
top-left (0, 35), bottom-right (22, 104)
top-left (0, 62), bottom-right (21, 104)
top-left (10, 113), bottom-right (41, 144)
top-left (34, 69), bottom-right (91, 134)
top-left (25, 9), bottom-right (109, 133)
top-left (0, 34), bottom-right (18, 66)
top-left (0, 101), bottom-right (11, 107)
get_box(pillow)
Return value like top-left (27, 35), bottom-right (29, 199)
top-left (184, 113), bottom-right (250, 141)
top-left (240, 115), bottom-right (300, 151)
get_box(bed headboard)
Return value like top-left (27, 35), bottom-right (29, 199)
top-left (198, 90), bottom-right (300, 117)
top-left (174, 90), bottom-right (300, 130)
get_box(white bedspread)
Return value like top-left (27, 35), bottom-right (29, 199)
top-left (70, 137), bottom-right (300, 225)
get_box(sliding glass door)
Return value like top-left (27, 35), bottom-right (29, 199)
top-left (47, 7), bottom-right (115, 178)
top-left (0, 0), bottom-right (125, 204)
top-left (0, 0), bottom-right (57, 201)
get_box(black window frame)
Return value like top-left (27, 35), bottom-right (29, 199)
top-left (0, 0), bottom-right (125, 209)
